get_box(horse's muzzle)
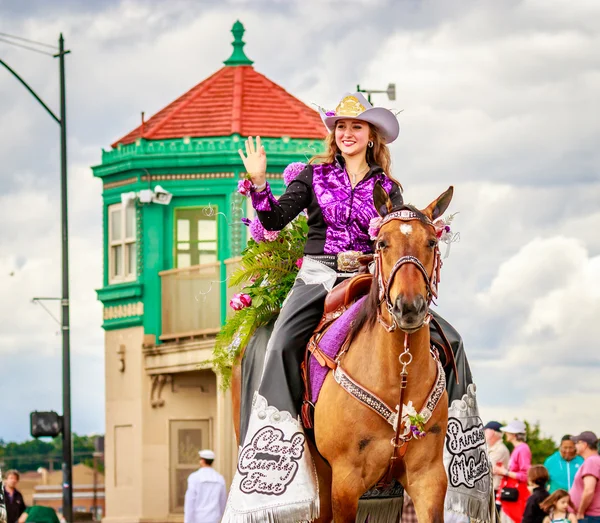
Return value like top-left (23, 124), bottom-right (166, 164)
top-left (393, 294), bottom-right (427, 331)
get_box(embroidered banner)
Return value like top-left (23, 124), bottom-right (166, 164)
top-left (444, 384), bottom-right (494, 523)
top-left (222, 393), bottom-right (319, 523)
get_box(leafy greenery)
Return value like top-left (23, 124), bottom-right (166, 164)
top-left (0, 434), bottom-right (103, 473)
top-left (212, 215), bottom-right (308, 388)
top-left (503, 420), bottom-right (557, 464)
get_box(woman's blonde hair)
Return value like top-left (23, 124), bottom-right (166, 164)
top-left (310, 123), bottom-right (394, 181)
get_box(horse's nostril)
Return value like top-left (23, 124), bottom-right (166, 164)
top-left (395, 295), bottom-right (426, 318)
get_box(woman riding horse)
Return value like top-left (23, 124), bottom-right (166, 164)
top-left (222, 92), bottom-right (472, 522)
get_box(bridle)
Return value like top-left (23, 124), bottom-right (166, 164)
top-left (373, 209), bottom-right (443, 333)
top-left (370, 208), bottom-right (447, 484)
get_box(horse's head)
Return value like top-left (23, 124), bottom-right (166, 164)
top-left (372, 183), bottom-right (453, 333)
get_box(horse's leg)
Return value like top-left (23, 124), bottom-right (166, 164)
top-left (231, 362), bottom-right (241, 444)
top-left (308, 439), bottom-right (333, 523)
top-left (405, 461), bottom-right (447, 523)
top-left (330, 465), bottom-right (365, 523)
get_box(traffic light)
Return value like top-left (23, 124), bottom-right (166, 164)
top-left (30, 411), bottom-right (62, 438)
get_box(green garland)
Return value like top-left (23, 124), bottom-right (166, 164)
top-left (212, 215), bottom-right (308, 388)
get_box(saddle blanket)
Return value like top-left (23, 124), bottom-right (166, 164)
top-left (309, 295), bottom-right (367, 403)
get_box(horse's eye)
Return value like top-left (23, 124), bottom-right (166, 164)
top-left (377, 240), bottom-right (387, 250)
top-left (428, 239), bottom-right (438, 249)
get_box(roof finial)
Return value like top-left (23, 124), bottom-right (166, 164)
top-left (224, 21), bottom-right (254, 66)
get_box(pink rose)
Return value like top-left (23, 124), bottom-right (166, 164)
top-left (368, 216), bottom-right (383, 240)
top-left (295, 258), bottom-right (303, 269)
top-left (237, 178), bottom-right (253, 196)
top-left (230, 293), bottom-right (252, 311)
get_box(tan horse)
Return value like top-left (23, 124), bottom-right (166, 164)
top-left (312, 184), bottom-right (453, 522)
top-left (232, 184), bottom-right (454, 523)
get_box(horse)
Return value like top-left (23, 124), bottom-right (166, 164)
top-left (232, 183), bottom-right (454, 523)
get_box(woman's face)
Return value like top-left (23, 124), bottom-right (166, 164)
top-left (335, 119), bottom-right (371, 158)
top-left (556, 496), bottom-right (569, 512)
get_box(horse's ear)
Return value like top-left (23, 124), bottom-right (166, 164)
top-left (373, 181), bottom-right (393, 218)
top-left (423, 186), bottom-right (454, 221)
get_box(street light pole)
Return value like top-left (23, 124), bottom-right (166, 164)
top-left (56, 33), bottom-right (73, 523)
top-left (0, 33), bottom-right (72, 523)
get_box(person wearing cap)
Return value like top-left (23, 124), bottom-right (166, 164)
top-left (545, 435), bottom-right (584, 493)
top-left (569, 431), bottom-right (600, 521)
top-left (485, 421), bottom-right (511, 512)
top-left (494, 420), bottom-right (532, 523)
top-left (226, 92), bottom-right (476, 522)
top-left (184, 449), bottom-right (226, 523)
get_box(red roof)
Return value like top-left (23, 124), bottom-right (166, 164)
top-left (112, 66), bottom-right (327, 147)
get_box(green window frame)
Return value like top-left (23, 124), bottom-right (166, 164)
top-left (174, 207), bottom-right (218, 268)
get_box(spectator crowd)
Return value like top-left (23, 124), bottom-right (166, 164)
top-left (487, 422), bottom-right (599, 523)
top-left (401, 423), bottom-right (599, 523)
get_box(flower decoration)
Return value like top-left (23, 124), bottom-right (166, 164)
top-left (401, 401), bottom-right (427, 439)
top-left (240, 217), bottom-right (265, 242)
top-left (212, 214), bottom-right (308, 388)
top-left (325, 110), bottom-right (336, 117)
top-left (368, 216), bottom-right (383, 240)
top-left (237, 178), bottom-right (254, 196)
top-left (295, 258), bottom-right (303, 269)
top-left (434, 212), bottom-right (460, 259)
top-left (263, 230), bottom-right (280, 242)
top-left (230, 293), bottom-right (252, 311)
top-left (283, 162), bottom-right (306, 186)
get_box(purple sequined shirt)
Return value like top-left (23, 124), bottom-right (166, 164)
top-left (251, 160), bottom-right (402, 255)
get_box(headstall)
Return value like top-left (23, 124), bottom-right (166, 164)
top-left (373, 210), bottom-right (442, 333)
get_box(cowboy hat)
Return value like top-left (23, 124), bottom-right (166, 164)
top-left (319, 92), bottom-right (400, 144)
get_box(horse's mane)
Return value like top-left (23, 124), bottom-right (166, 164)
top-left (348, 204), bottom-right (430, 343)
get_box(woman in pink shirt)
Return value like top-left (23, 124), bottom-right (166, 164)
top-left (494, 420), bottom-right (533, 523)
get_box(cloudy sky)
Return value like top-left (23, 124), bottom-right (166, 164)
top-left (0, 0), bottom-right (598, 444)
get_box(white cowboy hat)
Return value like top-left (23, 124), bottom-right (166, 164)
top-left (198, 449), bottom-right (215, 460)
top-left (501, 420), bottom-right (526, 434)
top-left (319, 92), bottom-right (400, 144)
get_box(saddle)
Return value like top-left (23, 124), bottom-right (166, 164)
top-left (301, 273), bottom-right (373, 428)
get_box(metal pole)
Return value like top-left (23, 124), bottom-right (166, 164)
top-left (57, 33), bottom-right (73, 523)
top-left (92, 454), bottom-right (98, 520)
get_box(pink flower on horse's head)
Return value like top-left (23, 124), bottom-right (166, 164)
top-left (237, 178), bottom-right (253, 196)
top-left (295, 258), bottom-right (303, 269)
top-left (263, 230), bottom-right (280, 242)
top-left (230, 293), bottom-right (252, 311)
top-left (283, 162), bottom-right (306, 186)
top-left (368, 216), bottom-right (383, 240)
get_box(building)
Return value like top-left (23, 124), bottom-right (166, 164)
top-left (20, 464), bottom-right (105, 519)
top-left (92, 21), bottom-right (326, 523)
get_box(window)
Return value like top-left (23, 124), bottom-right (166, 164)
top-left (169, 419), bottom-right (211, 512)
top-left (108, 203), bottom-right (136, 283)
top-left (175, 208), bottom-right (218, 268)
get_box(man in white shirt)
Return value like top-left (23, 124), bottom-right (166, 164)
top-left (184, 449), bottom-right (226, 523)
top-left (484, 421), bottom-right (510, 513)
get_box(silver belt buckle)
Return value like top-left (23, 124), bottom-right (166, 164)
top-left (337, 250), bottom-right (362, 272)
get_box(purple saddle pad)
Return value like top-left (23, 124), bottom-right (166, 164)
top-left (309, 295), bottom-right (367, 404)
